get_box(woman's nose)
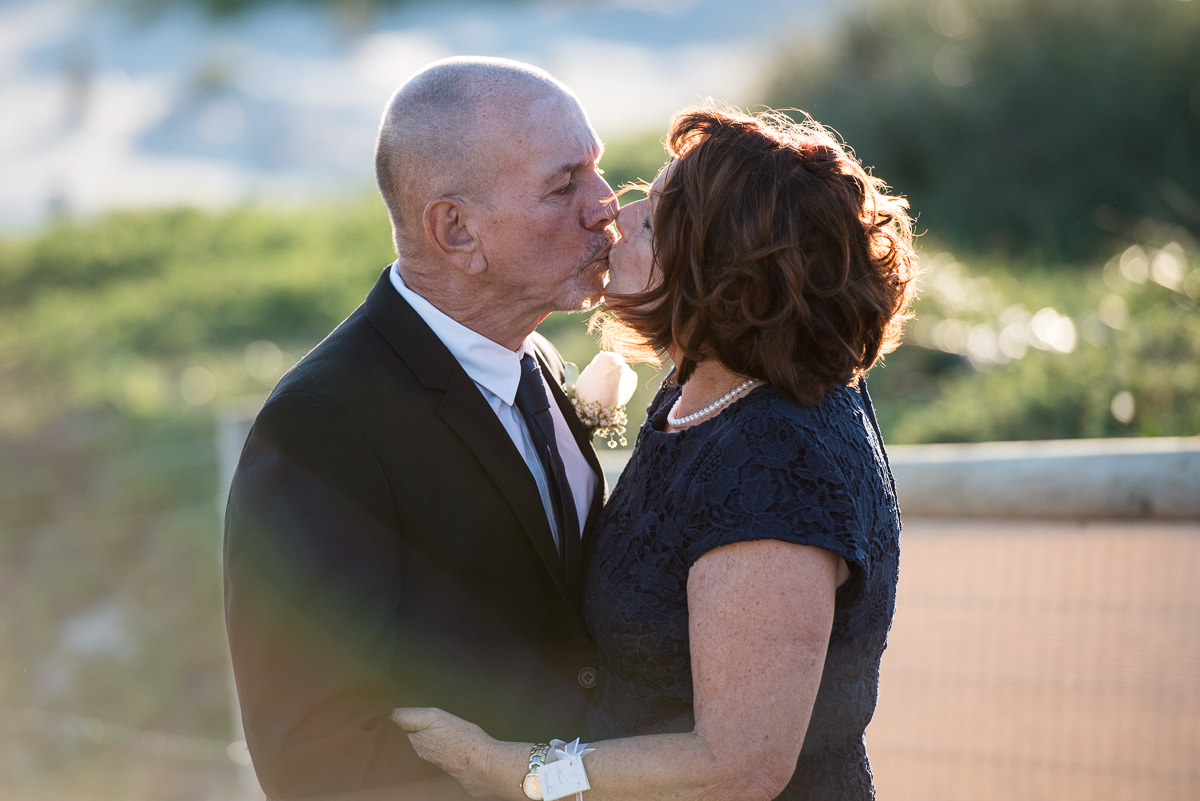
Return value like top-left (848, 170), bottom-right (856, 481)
top-left (614, 202), bottom-right (639, 238)
top-left (614, 210), bottom-right (629, 238)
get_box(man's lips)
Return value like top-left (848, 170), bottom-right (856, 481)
top-left (578, 248), bottom-right (611, 278)
top-left (591, 242), bottom-right (613, 266)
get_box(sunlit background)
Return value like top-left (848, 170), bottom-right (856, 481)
top-left (1, 0), bottom-right (1197, 799)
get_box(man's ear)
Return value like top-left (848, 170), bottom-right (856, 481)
top-left (424, 197), bottom-right (485, 275)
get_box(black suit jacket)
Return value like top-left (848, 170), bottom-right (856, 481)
top-left (224, 268), bottom-right (604, 800)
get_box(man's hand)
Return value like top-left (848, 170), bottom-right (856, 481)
top-left (391, 707), bottom-right (513, 798)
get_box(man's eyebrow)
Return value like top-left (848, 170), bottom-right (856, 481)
top-left (556, 141), bottom-right (605, 176)
top-left (540, 164), bottom-right (578, 191)
top-left (556, 153), bottom-right (603, 178)
top-left (541, 142), bottom-right (605, 189)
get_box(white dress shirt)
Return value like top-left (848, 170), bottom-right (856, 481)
top-left (389, 264), bottom-right (594, 547)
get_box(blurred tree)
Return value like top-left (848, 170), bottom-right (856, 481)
top-left (766, 0), bottom-right (1200, 263)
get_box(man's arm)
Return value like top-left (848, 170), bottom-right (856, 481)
top-left (224, 390), bottom-right (445, 798)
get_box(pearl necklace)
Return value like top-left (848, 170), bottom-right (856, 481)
top-left (667, 379), bottom-right (761, 428)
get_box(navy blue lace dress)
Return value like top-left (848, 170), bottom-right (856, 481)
top-left (582, 379), bottom-right (900, 800)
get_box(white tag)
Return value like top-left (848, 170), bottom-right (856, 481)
top-left (538, 754), bottom-right (590, 800)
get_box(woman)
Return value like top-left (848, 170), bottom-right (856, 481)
top-left (392, 104), bottom-right (918, 801)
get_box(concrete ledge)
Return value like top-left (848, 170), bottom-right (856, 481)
top-left (223, 406), bottom-right (1198, 521)
top-left (888, 437), bottom-right (1200, 520)
top-left (598, 437), bottom-right (1200, 520)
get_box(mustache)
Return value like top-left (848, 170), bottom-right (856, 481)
top-left (582, 231), bottom-right (616, 265)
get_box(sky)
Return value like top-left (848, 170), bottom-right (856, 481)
top-left (0, 0), bottom-right (857, 231)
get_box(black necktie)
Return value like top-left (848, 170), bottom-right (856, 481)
top-left (514, 354), bottom-right (581, 595)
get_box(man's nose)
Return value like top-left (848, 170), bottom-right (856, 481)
top-left (584, 175), bottom-right (618, 230)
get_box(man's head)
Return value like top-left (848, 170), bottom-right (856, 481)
top-left (375, 57), bottom-right (617, 344)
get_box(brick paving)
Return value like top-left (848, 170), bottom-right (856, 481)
top-left (869, 518), bottom-right (1200, 801)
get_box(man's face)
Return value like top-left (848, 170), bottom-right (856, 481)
top-left (471, 93), bottom-right (617, 317)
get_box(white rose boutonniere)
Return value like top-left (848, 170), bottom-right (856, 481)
top-left (566, 351), bottom-right (638, 448)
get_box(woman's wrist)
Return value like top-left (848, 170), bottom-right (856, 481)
top-left (489, 739), bottom-right (537, 801)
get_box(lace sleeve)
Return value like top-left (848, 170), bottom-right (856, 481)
top-left (680, 407), bottom-right (873, 597)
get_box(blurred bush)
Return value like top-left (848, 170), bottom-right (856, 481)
top-left (867, 238), bottom-right (1200, 442)
top-left (764, 0), bottom-right (1200, 263)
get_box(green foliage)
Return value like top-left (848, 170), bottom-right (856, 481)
top-left (868, 238), bottom-right (1200, 442)
top-left (765, 0), bottom-right (1200, 263)
top-left (1, 200), bottom-right (393, 426)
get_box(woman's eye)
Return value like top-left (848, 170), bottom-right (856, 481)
top-left (554, 182), bottom-right (573, 195)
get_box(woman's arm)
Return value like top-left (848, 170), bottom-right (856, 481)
top-left (394, 538), bottom-right (843, 801)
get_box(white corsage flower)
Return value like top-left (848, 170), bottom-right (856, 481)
top-left (566, 351), bottom-right (638, 448)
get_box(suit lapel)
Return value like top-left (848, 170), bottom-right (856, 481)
top-left (363, 269), bottom-right (571, 603)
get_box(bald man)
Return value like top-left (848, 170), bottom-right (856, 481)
top-left (223, 57), bottom-right (617, 800)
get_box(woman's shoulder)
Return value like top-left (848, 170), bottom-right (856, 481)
top-left (717, 382), bottom-right (864, 457)
top-left (637, 380), bottom-right (870, 476)
top-left (677, 385), bottom-right (876, 569)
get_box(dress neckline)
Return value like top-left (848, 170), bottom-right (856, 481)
top-left (648, 382), bottom-right (767, 435)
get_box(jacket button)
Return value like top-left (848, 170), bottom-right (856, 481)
top-left (577, 667), bottom-right (598, 689)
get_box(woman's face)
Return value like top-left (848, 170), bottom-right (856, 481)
top-left (604, 164), bottom-right (671, 298)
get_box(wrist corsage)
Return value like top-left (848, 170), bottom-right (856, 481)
top-left (566, 351), bottom-right (638, 448)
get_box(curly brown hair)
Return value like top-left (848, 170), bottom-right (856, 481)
top-left (603, 105), bottom-right (919, 406)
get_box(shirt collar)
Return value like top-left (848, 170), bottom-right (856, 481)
top-left (389, 262), bottom-right (528, 405)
